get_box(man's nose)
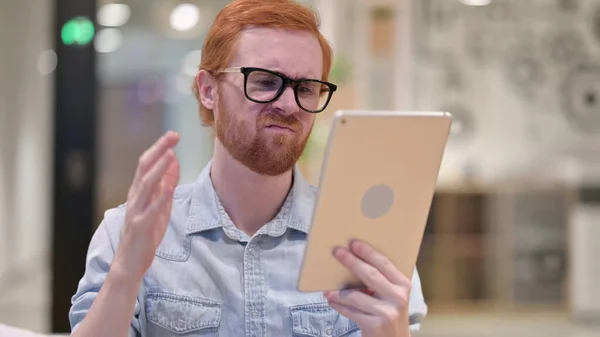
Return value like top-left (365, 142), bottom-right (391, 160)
top-left (271, 86), bottom-right (299, 115)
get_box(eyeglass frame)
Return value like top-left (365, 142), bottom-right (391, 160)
top-left (218, 66), bottom-right (337, 113)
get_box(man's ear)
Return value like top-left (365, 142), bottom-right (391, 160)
top-left (197, 70), bottom-right (217, 110)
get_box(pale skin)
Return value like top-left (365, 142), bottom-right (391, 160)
top-left (72, 28), bottom-right (412, 337)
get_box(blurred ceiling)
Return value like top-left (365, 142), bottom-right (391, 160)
top-left (95, 0), bottom-right (229, 84)
top-left (94, 0), bottom-right (327, 84)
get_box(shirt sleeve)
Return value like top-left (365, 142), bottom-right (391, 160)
top-left (68, 207), bottom-right (141, 337)
top-left (408, 267), bottom-right (428, 332)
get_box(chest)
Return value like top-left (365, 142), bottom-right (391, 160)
top-left (139, 233), bottom-right (360, 337)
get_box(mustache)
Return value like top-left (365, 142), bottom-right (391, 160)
top-left (259, 112), bottom-right (301, 129)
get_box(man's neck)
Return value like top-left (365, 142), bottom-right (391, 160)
top-left (210, 140), bottom-right (293, 237)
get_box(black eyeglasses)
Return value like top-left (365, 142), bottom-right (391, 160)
top-left (219, 66), bottom-right (337, 113)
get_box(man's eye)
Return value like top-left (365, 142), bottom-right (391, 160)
top-left (258, 80), bottom-right (277, 86)
top-left (299, 86), bottom-right (314, 94)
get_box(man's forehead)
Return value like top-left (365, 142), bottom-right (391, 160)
top-left (229, 27), bottom-right (323, 79)
top-left (238, 26), bottom-right (312, 40)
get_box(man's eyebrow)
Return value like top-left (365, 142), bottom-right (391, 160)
top-left (288, 71), bottom-right (320, 80)
top-left (267, 68), bottom-right (319, 80)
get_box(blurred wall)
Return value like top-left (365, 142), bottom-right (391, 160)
top-left (0, 0), bottom-right (53, 328)
top-left (571, 197), bottom-right (600, 319)
top-left (410, 0), bottom-right (600, 319)
top-left (412, 0), bottom-right (600, 185)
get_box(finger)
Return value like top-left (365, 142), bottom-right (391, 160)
top-left (131, 131), bottom-right (180, 190)
top-left (130, 149), bottom-right (176, 210)
top-left (333, 247), bottom-right (400, 303)
top-left (162, 153), bottom-right (180, 189)
top-left (147, 157), bottom-right (180, 215)
top-left (349, 240), bottom-right (410, 286)
top-left (327, 301), bottom-right (373, 328)
top-left (324, 289), bottom-right (391, 317)
top-left (154, 157), bottom-right (180, 204)
top-left (144, 180), bottom-right (176, 219)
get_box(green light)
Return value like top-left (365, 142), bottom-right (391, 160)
top-left (61, 17), bottom-right (95, 46)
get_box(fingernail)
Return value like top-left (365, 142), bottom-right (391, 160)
top-left (332, 247), bottom-right (341, 257)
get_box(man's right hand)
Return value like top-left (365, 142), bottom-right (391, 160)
top-left (113, 131), bottom-right (181, 280)
top-left (71, 131), bottom-right (180, 337)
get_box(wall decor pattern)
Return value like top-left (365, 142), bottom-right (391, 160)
top-left (413, 0), bottom-right (600, 145)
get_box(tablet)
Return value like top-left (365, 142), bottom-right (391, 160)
top-left (297, 110), bottom-right (452, 292)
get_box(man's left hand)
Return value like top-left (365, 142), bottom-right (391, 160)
top-left (324, 240), bottom-right (412, 337)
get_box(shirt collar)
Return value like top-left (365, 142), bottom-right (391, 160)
top-left (186, 160), bottom-right (316, 236)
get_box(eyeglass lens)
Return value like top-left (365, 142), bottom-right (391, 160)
top-left (245, 69), bottom-right (331, 112)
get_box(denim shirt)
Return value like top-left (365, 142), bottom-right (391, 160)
top-left (69, 162), bottom-right (428, 336)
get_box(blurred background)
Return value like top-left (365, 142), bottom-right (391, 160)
top-left (1, 0), bottom-right (599, 336)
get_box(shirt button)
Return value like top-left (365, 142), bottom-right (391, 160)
top-left (325, 327), bottom-right (333, 336)
top-left (251, 310), bottom-right (259, 319)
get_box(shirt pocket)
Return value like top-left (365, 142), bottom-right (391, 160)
top-left (145, 292), bottom-right (221, 336)
top-left (290, 302), bottom-right (359, 337)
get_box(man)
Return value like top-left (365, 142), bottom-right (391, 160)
top-left (69, 0), bottom-right (427, 336)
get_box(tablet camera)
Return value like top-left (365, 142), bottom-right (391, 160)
top-left (361, 184), bottom-right (395, 219)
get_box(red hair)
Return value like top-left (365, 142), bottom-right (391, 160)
top-left (192, 0), bottom-right (333, 127)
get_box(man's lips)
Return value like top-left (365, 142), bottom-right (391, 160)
top-left (265, 124), bottom-right (296, 132)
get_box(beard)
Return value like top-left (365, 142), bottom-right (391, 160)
top-left (214, 92), bottom-right (312, 176)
